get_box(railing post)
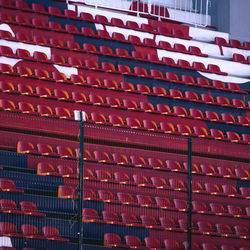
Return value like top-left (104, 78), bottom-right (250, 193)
top-left (74, 111), bottom-right (86, 250)
top-left (187, 136), bottom-right (192, 250)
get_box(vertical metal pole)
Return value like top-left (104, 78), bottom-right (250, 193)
top-left (78, 120), bottom-right (84, 250)
top-left (187, 136), bottom-right (192, 250)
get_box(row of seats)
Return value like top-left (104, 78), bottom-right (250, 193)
top-left (215, 37), bottom-right (250, 50)
top-left (36, 156), bottom-right (250, 180)
top-left (59, 185), bottom-right (250, 205)
top-left (104, 233), bottom-right (249, 249)
top-left (233, 53), bottom-right (250, 64)
top-left (84, 208), bottom-right (250, 238)
top-left (9, 102), bottom-right (247, 138)
top-left (0, 222), bottom-right (69, 241)
top-left (0, 199), bottom-right (45, 217)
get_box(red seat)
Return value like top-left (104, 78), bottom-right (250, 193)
top-left (222, 184), bottom-right (238, 197)
top-left (170, 89), bottom-right (183, 99)
top-left (118, 64), bottom-right (131, 74)
top-left (157, 104), bottom-right (171, 114)
top-left (115, 48), bottom-right (129, 58)
top-left (120, 81), bottom-right (135, 92)
top-left (58, 185), bottom-right (76, 198)
top-left (57, 165), bottom-right (77, 179)
top-left (147, 53), bottom-right (159, 62)
top-left (201, 94), bottom-right (215, 104)
top-left (164, 239), bottom-right (180, 249)
top-left (80, 12), bottom-right (94, 21)
top-left (166, 160), bottom-right (183, 172)
top-left (124, 235), bottom-right (144, 249)
top-left (208, 64), bottom-right (226, 75)
top-left (114, 172), bottom-right (131, 185)
top-left (150, 70), bottom-right (164, 79)
top-left (202, 243), bottom-right (218, 250)
top-left (112, 153), bottom-right (130, 165)
top-left (210, 129), bottom-right (225, 140)
top-left (151, 176), bottom-right (169, 189)
top-left (166, 72), bottom-right (179, 82)
top-left (226, 131), bottom-right (241, 142)
top-left (160, 122), bottom-right (175, 133)
top-left (189, 46), bottom-right (206, 56)
top-left (210, 203), bottom-right (226, 216)
top-left (212, 80), bottom-right (226, 89)
top-left (133, 174), bottom-right (151, 187)
top-left (141, 23), bottom-right (153, 32)
top-left (126, 20), bottom-right (139, 30)
top-left (183, 241), bottom-right (200, 250)
top-left (200, 164), bottom-right (217, 176)
top-left (83, 43), bottom-right (97, 53)
top-left (94, 151), bottom-right (112, 163)
top-left (169, 179), bottom-right (186, 191)
top-left (141, 215), bottom-right (162, 230)
top-left (234, 225), bottom-right (250, 239)
top-left (83, 208), bottom-right (101, 222)
top-left (0, 45), bottom-right (13, 56)
top-left (134, 66), bottom-right (148, 77)
top-left (143, 120), bottom-right (159, 131)
top-left (232, 99), bottom-right (246, 108)
top-left (215, 37), bottom-right (228, 46)
top-left (178, 59), bottom-right (192, 69)
top-left (173, 106), bottom-right (188, 117)
top-left (205, 183), bottom-right (221, 195)
top-left (117, 192), bottom-right (135, 205)
top-left (216, 223), bottom-right (233, 237)
top-left (97, 30), bottom-right (110, 39)
top-left (104, 79), bottom-right (118, 90)
top-left (155, 197), bottom-right (171, 209)
top-left (158, 40), bottom-right (172, 50)
top-left (56, 146), bottom-right (75, 159)
top-left (144, 237), bottom-right (161, 249)
top-left (183, 162), bottom-right (200, 173)
top-left (67, 41), bottom-right (80, 50)
top-left (37, 105), bottom-right (53, 117)
top-left (106, 97), bottom-right (122, 108)
top-left (99, 46), bottom-right (113, 55)
top-left (137, 195), bottom-right (155, 207)
top-left (126, 117), bottom-right (142, 129)
top-left (0, 222), bottom-right (21, 237)
top-left (95, 169), bottom-right (112, 182)
top-left (242, 134), bottom-right (250, 144)
top-left (42, 226), bottom-right (69, 242)
top-left (227, 82), bottom-right (241, 92)
top-left (235, 168), bottom-right (250, 180)
top-left (153, 86), bottom-right (167, 96)
top-left (0, 63), bottom-right (14, 74)
top-left (98, 190), bottom-right (116, 203)
top-left (143, 38), bottom-right (157, 47)
top-left (227, 205), bottom-right (243, 217)
top-left (197, 77), bottom-right (210, 87)
top-left (121, 213), bottom-right (140, 226)
top-left (140, 102), bottom-right (154, 112)
top-left (18, 102), bottom-right (35, 114)
top-left (160, 217), bottom-right (177, 230)
top-left (89, 94), bottom-right (104, 105)
top-left (95, 15), bottom-right (109, 24)
top-left (21, 224), bottom-right (43, 239)
top-left (185, 91), bottom-right (199, 101)
top-left (20, 201), bottom-right (45, 217)
top-left (221, 113), bottom-right (236, 124)
top-left (240, 187), bottom-right (250, 198)
top-left (101, 62), bottom-right (116, 72)
top-left (192, 201), bottom-right (208, 213)
top-left (81, 27), bottom-right (96, 37)
top-left (217, 167), bottom-right (234, 178)
top-left (17, 83), bottom-right (33, 95)
top-left (174, 43), bottom-right (188, 53)
top-left (37, 162), bottom-right (58, 175)
top-left (102, 210), bottom-right (121, 224)
top-left (48, 6), bottom-right (63, 16)
top-left (17, 141), bottom-right (37, 154)
top-left (192, 182), bottom-right (204, 193)
top-left (148, 158), bottom-right (164, 170)
top-left (0, 199), bottom-right (20, 214)
top-left (233, 53), bottom-right (246, 63)
top-left (237, 116), bottom-right (250, 126)
top-left (137, 84), bottom-right (151, 94)
top-left (172, 29), bottom-right (191, 39)
top-left (163, 57), bottom-right (176, 66)
top-left (112, 32), bottom-right (126, 42)
top-left (182, 75), bottom-right (196, 85)
top-left (216, 96), bottom-right (230, 106)
top-left (197, 221), bottom-right (214, 235)
top-left (190, 108), bottom-right (204, 119)
top-left (90, 112), bottom-right (107, 124)
top-left (85, 59), bottom-right (99, 70)
top-left (104, 233), bottom-right (123, 247)
top-left (205, 111), bottom-right (220, 121)
top-left (192, 61), bottom-right (206, 71)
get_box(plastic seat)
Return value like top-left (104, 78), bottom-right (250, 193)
top-left (222, 184), bottom-right (238, 197)
top-left (234, 225), bottom-right (250, 239)
top-left (125, 235), bottom-right (144, 249)
top-left (240, 187), bottom-right (250, 198)
top-left (95, 14), bottom-right (109, 24)
top-left (99, 46), bottom-right (113, 55)
top-left (111, 17), bottom-right (124, 27)
top-left (106, 97), bottom-right (122, 108)
top-left (151, 176), bottom-right (169, 189)
top-left (202, 243), bottom-right (218, 250)
top-left (57, 165), bottom-right (77, 178)
top-left (140, 102), bottom-right (154, 112)
top-left (21, 224), bottom-right (43, 239)
top-left (215, 37), bottom-right (228, 46)
top-left (157, 104), bottom-right (171, 114)
top-left (232, 99), bottom-right (246, 108)
top-left (143, 38), bottom-right (157, 47)
top-left (182, 75), bottom-right (196, 85)
top-left (155, 197), bottom-right (171, 209)
top-left (217, 167), bottom-right (234, 178)
top-left (183, 241), bottom-right (200, 250)
top-left (235, 168), bottom-right (250, 180)
top-left (16, 48), bottom-right (31, 59)
top-left (233, 53), bottom-right (246, 63)
top-left (141, 215), bottom-right (162, 230)
top-left (112, 32), bottom-right (126, 42)
top-left (114, 172), bottom-right (131, 185)
top-left (227, 82), bottom-right (241, 92)
top-left (150, 70), bottom-right (164, 79)
top-left (83, 189), bottom-right (96, 200)
top-left (101, 62), bottom-right (116, 72)
top-left (0, 222), bottom-right (21, 237)
top-left (164, 239), bottom-right (180, 249)
top-left (192, 201), bottom-right (208, 213)
top-left (210, 203), bottom-right (226, 215)
top-left (85, 59), bottom-right (99, 70)
top-left (221, 113), bottom-right (236, 124)
top-left (183, 162), bottom-right (200, 174)
top-left (56, 146), bottom-right (75, 159)
top-left (143, 120), bottom-right (159, 131)
top-left (205, 183), bottom-right (221, 195)
top-left (192, 181), bottom-right (204, 193)
top-left (190, 108), bottom-right (204, 119)
top-left (133, 174), bottom-right (151, 187)
top-left (165, 72), bottom-right (179, 82)
top-left (18, 102), bottom-right (35, 114)
top-left (37, 162), bottom-right (58, 176)
top-left (109, 115), bottom-right (125, 127)
top-left (80, 12), bottom-right (94, 21)
top-left (197, 221), bottom-right (214, 235)
top-left (82, 208), bottom-right (101, 222)
top-left (58, 185), bottom-right (76, 199)
top-left (117, 192), bottom-right (135, 205)
top-left (17, 141), bottom-right (37, 154)
top-left (170, 89), bottom-right (183, 99)
top-left (91, 112), bottom-right (107, 124)
top-left (128, 35), bottom-right (141, 45)
top-left (242, 134), bottom-right (250, 144)
top-left (94, 151), bottom-right (112, 163)
top-left (160, 122), bottom-right (175, 133)
top-left (216, 223), bottom-right (233, 237)
top-left (210, 129), bottom-right (225, 140)
top-left (118, 65), bottom-right (131, 74)
top-left (192, 61), bottom-right (206, 71)
top-left (158, 40), bottom-right (172, 50)
top-left (177, 124), bottom-right (192, 135)
top-left (126, 117), bottom-right (142, 129)
top-left (0, 63), bottom-right (14, 74)
top-left (144, 237), bottom-right (161, 249)
top-left (201, 94), bottom-right (215, 104)
top-left (102, 210), bottom-right (121, 224)
top-left (112, 153), bottom-right (130, 165)
top-left (97, 29), bottom-right (110, 39)
top-left (185, 91), bottom-right (199, 101)
top-left (134, 66), bottom-right (148, 77)
top-left (37, 105), bottom-right (53, 117)
top-left (237, 116), bottom-right (250, 126)
top-left (0, 45), bottom-right (13, 56)
top-left (120, 82), bottom-right (135, 92)
top-left (208, 64), bottom-right (226, 75)
top-left (65, 25), bottom-right (79, 34)
top-left (20, 201), bottom-right (45, 217)
top-left (89, 94), bottom-right (104, 105)
top-left (197, 77), bottom-right (210, 87)
top-left (86, 76), bottom-right (101, 87)
top-left (147, 53), bottom-right (159, 62)
top-left (49, 21), bottom-right (63, 32)
top-left (115, 48), bottom-right (129, 58)
top-left (98, 190), bottom-right (116, 203)
top-left (205, 111), bottom-right (220, 121)
top-left (50, 38), bottom-right (65, 48)
top-left (103, 79), bottom-right (118, 90)
top-left (42, 226), bottom-right (69, 242)
top-left (162, 57), bottom-right (176, 66)
top-left (227, 205), bottom-right (243, 217)
top-left (121, 213), bottom-right (140, 226)
top-left (189, 46), bottom-right (206, 56)
top-left (200, 164), bottom-right (217, 176)
top-left (216, 96), bottom-right (230, 106)
top-left (173, 106), bottom-right (187, 117)
top-left (137, 195), bottom-right (155, 207)
top-left (130, 155), bottom-right (147, 168)
top-left (170, 179), bottom-right (186, 191)
top-left (178, 59), bottom-right (192, 69)
top-left (141, 23), bottom-right (153, 32)
top-left (67, 41), bottom-right (80, 50)
top-left (34, 69), bottom-right (50, 80)
top-left (0, 199), bottom-right (20, 214)
top-left (17, 83), bottom-right (33, 96)
top-left (172, 28), bottom-right (191, 39)
top-left (137, 84), bottom-right (151, 94)
top-left (104, 233), bottom-right (123, 247)
top-left (64, 9), bottom-right (78, 18)
top-left (83, 43), bottom-right (97, 53)
top-left (166, 160), bottom-right (183, 172)
top-left (126, 20), bottom-right (139, 30)
top-left (48, 6), bottom-right (63, 16)
top-left (226, 131), bottom-right (241, 142)
top-left (174, 43), bottom-right (188, 53)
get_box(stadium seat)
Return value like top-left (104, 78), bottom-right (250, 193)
top-left (121, 213), bottom-right (140, 226)
top-left (173, 106), bottom-right (188, 117)
top-left (0, 82), bottom-right (15, 93)
top-left (157, 104), bottom-right (171, 114)
top-left (98, 190), bottom-right (116, 203)
top-left (226, 131), bottom-right (241, 142)
top-left (0, 222), bottom-right (21, 237)
top-left (215, 223), bottom-right (233, 237)
top-left (37, 162), bottom-right (58, 175)
top-left (234, 225), bottom-right (250, 239)
top-left (141, 215), bottom-right (162, 230)
top-left (137, 84), bottom-right (151, 94)
top-left (164, 239), bottom-right (180, 249)
top-left (18, 102), bottom-right (35, 114)
top-left (112, 153), bottom-right (130, 165)
top-left (178, 59), bottom-right (192, 69)
top-left (200, 164), bottom-right (217, 176)
top-left (232, 99), bottom-right (246, 108)
top-left (21, 224), bottom-right (43, 239)
top-left (197, 77), bottom-right (210, 87)
top-left (216, 96), bottom-right (230, 106)
top-left (242, 134), bottom-right (250, 144)
top-left (177, 124), bottom-right (192, 135)
top-left (114, 172), bottom-right (131, 185)
top-left (126, 117), bottom-right (142, 129)
top-left (235, 168), bottom-right (249, 179)
top-left (155, 197), bottom-right (172, 209)
top-left (58, 185), bottom-right (77, 199)
top-left (117, 192), bottom-right (136, 205)
top-left (197, 221), bottom-right (214, 235)
top-left (17, 83), bottom-right (33, 95)
top-left (183, 241), bottom-right (200, 250)
top-left (37, 105), bottom-right (53, 117)
top-left (137, 195), bottom-right (155, 207)
top-left (205, 111), bottom-right (220, 121)
top-left (144, 237), bottom-right (162, 249)
top-left (173, 199), bottom-right (187, 211)
top-left (42, 226), bottom-right (69, 242)
top-left (151, 176), bottom-right (169, 189)
top-left (205, 183), bottom-right (221, 195)
top-left (82, 208), bottom-right (101, 222)
top-left (190, 108), bottom-right (204, 119)
top-left (96, 170), bottom-right (112, 182)
top-left (217, 167), bottom-right (234, 178)
top-left (153, 86), bottom-right (167, 96)
top-left (56, 146), bottom-right (75, 159)
top-left (212, 80), bottom-right (226, 90)
top-left (133, 174), bottom-right (151, 187)
top-left (104, 233), bottom-right (123, 247)
top-left (124, 235), bottom-right (145, 249)
top-left (17, 141), bottom-right (37, 154)
top-left (112, 32), bottom-right (126, 42)
top-left (0, 199), bottom-right (20, 214)
top-left (160, 122), bottom-right (175, 133)
top-left (210, 203), bottom-right (226, 216)
top-left (95, 14), bottom-right (109, 24)
top-left (126, 20), bottom-right (140, 30)
top-left (222, 184), bottom-right (238, 197)
top-left (115, 48), bottom-right (129, 58)
top-left (57, 165), bottom-right (77, 178)
top-left (20, 201), bottom-right (45, 217)
top-left (210, 129), bottom-right (225, 140)
top-left (169, 178), bottom-right (186, 191)
top-left (102, 210), bottom-right (121, 225)
top-left (201, 243), bottom-right (218, 250)
top-left (227, 205), bottom-right (243, 217)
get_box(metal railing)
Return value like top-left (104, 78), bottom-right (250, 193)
top-left (67, 0), bottom-right (211, 27)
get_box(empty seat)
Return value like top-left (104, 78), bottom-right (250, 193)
top-left (57, 165), bottom-right (77, 179)
top-left (201, 94), bottom-right (215, 104)
top-left (218, 167), bottom-right (234, 178)
top-left (173, 199), bottom-right (187, 211)
top-left (197, 221), bottom-right (214, 235)
top-left (137, 195), bottom-right (155, 207)
top-left (160, 122), bottom-right (175, 133)
top-left (99, 46), bottom-right (113, 55)
top-left (216, 96), bottom-right (230, 106)
top-left (102, 210), bottom-right (121, 224)
top-left (197, 77), bottom-right (210, 87)
top-left (20, 201), bottom-right (45, 217)
top-left (164, 239), bottom-right (180, 249)
top-left (227, 82), bottom-right (241, 92)
top-left (210, 129), bottom-right (225, 139)
top-left (141, 215), bottom-right (162, 230)
top-left (205, 183), bottom-right (221, 195)
top-left (143, 38), bottom-right (156, 47)
top-left (240, 187), bottom-right (250, 198)
top-left (216, 223), bottom-right (233, 237)
top-left (114, 172), bottom-right (131, 185)
top-left (235, 168), bottom-right (249, 179)
top-left (166, 160), bottom-right (183, 172)
top-left (170, 89), bottom-right (183, 99)
top-left (144, 237), bottom-right (161, 249)
top-left (151, 176), bottom-right (169, 189)
top-left (234, 225), bottom-right (250, 239)
top-left (133, 174), bottom-right (151, 187)
top-left (18, 102), bottom-right (35, 114)
top-left (173, 106), bottom-right (187, 117)
top-left (205, 111), bottom-right (220, 121)
top-left (37, 105), bottom-right (53, 117)
top-left (190, 108), bottom-right (204, 119)
top-left (17, 141), bottom-right (37, 154)
top-left (42, 226), bottom-right (68, 242)
top-left (0, 199), bottom-right (20, 214)
top-left (212, 80), bottom-right (226, 89)
top-left (112, 153), bottom-right (130, 165)
top-left (104, 233), bottom-right (123, 247)
top-left (178, 59), bottom-right (192, 69)
top-left (126, 117), bottom-right (142, 129)
top-left (21, 224), bottom-right (42, 239)
top-left (117, 192), bottom-right (136, 205)
top-left (226, 131), bottom-right (241, 142)
top-left (210, 203), bottom-right (226, 216)
top-left (137, 84), bottom-right (151, 94)
top-left (0, 222), bottom-right (21, 237)
top-left (232, 99), bottom-right (246, 108)
top-left (112, 32), bottom-right (126, 41)
top-left (200, 164), bottom-right (217, 176)
top-left (98, 190), bottom-right (116, 203)
top-left (83, 208), bottom-right (101, 222)
top-left (124, 235), bottom-right (144, 249)
top-left (58, 185), bottom-right (77, 199)
top-left (95, 15), bottom-right (109, 24)
top-left (37, 162), bottom-right (58, 175)
top-left (121, 213), bottom-right (140, 226)
top-left (222, 184), bottom-right (238, 197)
top-left (155, 197), bottom-right (171, 209)
top-left (170, 179), bottom-right (186, 191)
top-left (56, 146), bottom-right (75, 159)
top-left (202, 243), bottom-right (218, 250)
top-left (157, 104), bottom-right (171, 114)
